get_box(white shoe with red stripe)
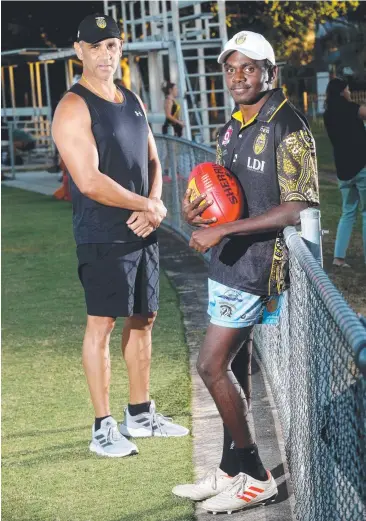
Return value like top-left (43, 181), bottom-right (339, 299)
top-left (201, 471), bottom-right (277, 514)
top-left (172, 467), bottom-right (235, 501)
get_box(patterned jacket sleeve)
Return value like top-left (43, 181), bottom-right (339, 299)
top-left (276, 127), bottom-right (319, 205)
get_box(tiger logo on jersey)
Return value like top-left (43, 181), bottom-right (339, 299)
top-left (253, 132), bottom-right (268, 155)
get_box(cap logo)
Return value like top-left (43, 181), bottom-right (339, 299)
top-left (96, 16), bottom-right (107, 29)
top-left (235, 33), bottom-right (247, 46)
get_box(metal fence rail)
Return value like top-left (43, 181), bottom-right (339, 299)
top-left (255, 228), bottom-right (366, 521)
top-left (156, 134), bottom-right (366, 521)
top-left (1, 120), bottom-right (55, 179)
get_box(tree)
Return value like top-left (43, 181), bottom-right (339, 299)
top-left (223, 1), bottom-right (360, 65)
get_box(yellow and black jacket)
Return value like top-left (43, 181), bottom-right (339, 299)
top-left (211, 88), bottom-right (319, 296)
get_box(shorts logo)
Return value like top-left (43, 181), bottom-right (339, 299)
top-left (253, 132), bottom-right (268, 155)
top-left (219, 289), bottom-right (244, 303)
top-left (235, 33), bottom-right (247, 46)
top-left (222, 126), bottom-right (233, 146)
top-left (96, 17), bottom-right (107, 29)
top-left (135, 110), bottom-right (143, 116)
top-left (220, 304), bottom-right (233, 318)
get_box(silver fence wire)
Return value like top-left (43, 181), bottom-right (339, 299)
top-left (255, 228), bottom-right (366, 521)
top-left (155, 134), bottom-right (216, 243)
top-left (155, 135), bottom-right (366, 521)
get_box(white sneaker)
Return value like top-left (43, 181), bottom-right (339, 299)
top-left (201, 471), bottom-right (278, 514)
top-left (119, 400), bottom-right (189, 438)
top-left (89, 417), bottom-right (138, 458)
top-left (172, 467), bottom-right (235, 501)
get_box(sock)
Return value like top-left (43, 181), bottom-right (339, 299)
top-left (219, 424), bottom-right (240, 477)
top-left (235, 444), bottom-right (268, 482)
top-left (128, 401), bottom-right (151, 416)
top-left (94, 415), bottom-right (111, 431)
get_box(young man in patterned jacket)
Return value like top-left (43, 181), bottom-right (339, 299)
top-left (173, 31), bottom-right (319, 514)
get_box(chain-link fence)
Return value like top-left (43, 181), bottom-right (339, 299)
top-left (156, 135), bottom-right (366, 521)
top-left (255, 227), bottom-right (366, 521)
top-left (155, 134), bottom-right (216, 244)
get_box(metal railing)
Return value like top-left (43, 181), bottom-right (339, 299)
top-left (1, 120), bottom-right (55, 179)
top-left (156, 134), bottom-right (366, 521)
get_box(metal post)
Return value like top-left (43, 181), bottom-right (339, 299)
top-left (28, 63), bottom-right (37, 110)
top-left (121, 1), bottom-right (127, 39)
top-left (168, 137), bottom-right (182, 231)
top-left (43, 62), bottom-right (55, 156)
top-left (9, 65), bottom-right (17, 123)
top-left (28, 62), bottom-right (38, 137)
top-left (141, 0), bottom-right (147, 39)
top-left (8, 122), bottom-right (16, 180)
top-left (129, 55), bottom-right (140, 93)
top-left (217, 0), bottom-right (232, 120)
top-left (170, 2), bottom-right (191, 140)
top-left (1, 67), bottom-right (8, 123)
top-left (103, 0), bottom-right (109, 15)
top-left (300, 207), bottom-right (323, 266)
top-left (195, 3), bottom-right (210, 144)
top-left (174, 39), bottom-right (191, 141)
top-left (68, 59), bottom-right (74, 87)
top-left (35, 61), bottom-right (45, 140)
top-left (64, 61), bottom-right (70, 90)
top-left (162, 0), bottom-right (168, 40)
top-left (148, 51), bottom-right (162, 132)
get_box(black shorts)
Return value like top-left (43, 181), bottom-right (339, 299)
top-left (77, 240), bottom-right (159, 318)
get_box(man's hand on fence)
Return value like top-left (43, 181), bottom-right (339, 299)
top-left (189, 226), bottom-right (225, 253)
top-left (182, 188), bottom-right (217, 227)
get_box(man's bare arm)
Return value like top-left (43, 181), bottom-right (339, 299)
top-left (134, 93), bottom-right (162, 200)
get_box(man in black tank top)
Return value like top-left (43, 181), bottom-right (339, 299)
top-left (52, 14), bottom-right (189, 458)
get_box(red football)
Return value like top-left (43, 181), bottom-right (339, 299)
top-left (187, 162), bottom-right (244, 226)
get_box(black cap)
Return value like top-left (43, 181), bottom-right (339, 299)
top-left (77, 14), bottom-right (121, 44)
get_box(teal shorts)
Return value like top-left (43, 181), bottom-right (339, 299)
top-left (207, 278), bottom-right (284, 328)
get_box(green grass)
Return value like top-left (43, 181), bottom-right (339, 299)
top-left (312, 128), bottom-right (335, 172)
top-left (2, 187), bottom-right (195, 521)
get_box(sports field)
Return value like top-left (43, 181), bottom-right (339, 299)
top-left (2, 172), bottom-right (364, 521)
top-left (2, 187), bottom-right (194, 521)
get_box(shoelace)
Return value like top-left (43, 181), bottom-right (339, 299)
top-left (196, 467), bottom-right (219, 490)
top-left (149, 409), bottom-right (173, 436)
top-left (225, 473), bottom-right (248, 497)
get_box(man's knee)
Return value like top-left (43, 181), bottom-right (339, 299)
top-left (126, 312), bottom-right (157, 331)
top-left (86, 316), bottom-right (116, 339)
top-left (196, 355), bottom-right (220, 385)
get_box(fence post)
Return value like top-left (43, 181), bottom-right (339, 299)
top-left (300, 207), bottom-right (323, 266)
top-left (168, 137), bottom-right (182, 232)
top-left (8, 122), bottom-right (16, 180)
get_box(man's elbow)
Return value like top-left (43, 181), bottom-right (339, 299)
top-left (78, 178), bottom-right (97, 198)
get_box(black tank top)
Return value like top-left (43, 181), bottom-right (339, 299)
top-left (68, 83), bottom-right (151, 245)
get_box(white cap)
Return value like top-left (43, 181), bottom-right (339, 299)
top-left (218, 31), bottom-right (275, 65)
